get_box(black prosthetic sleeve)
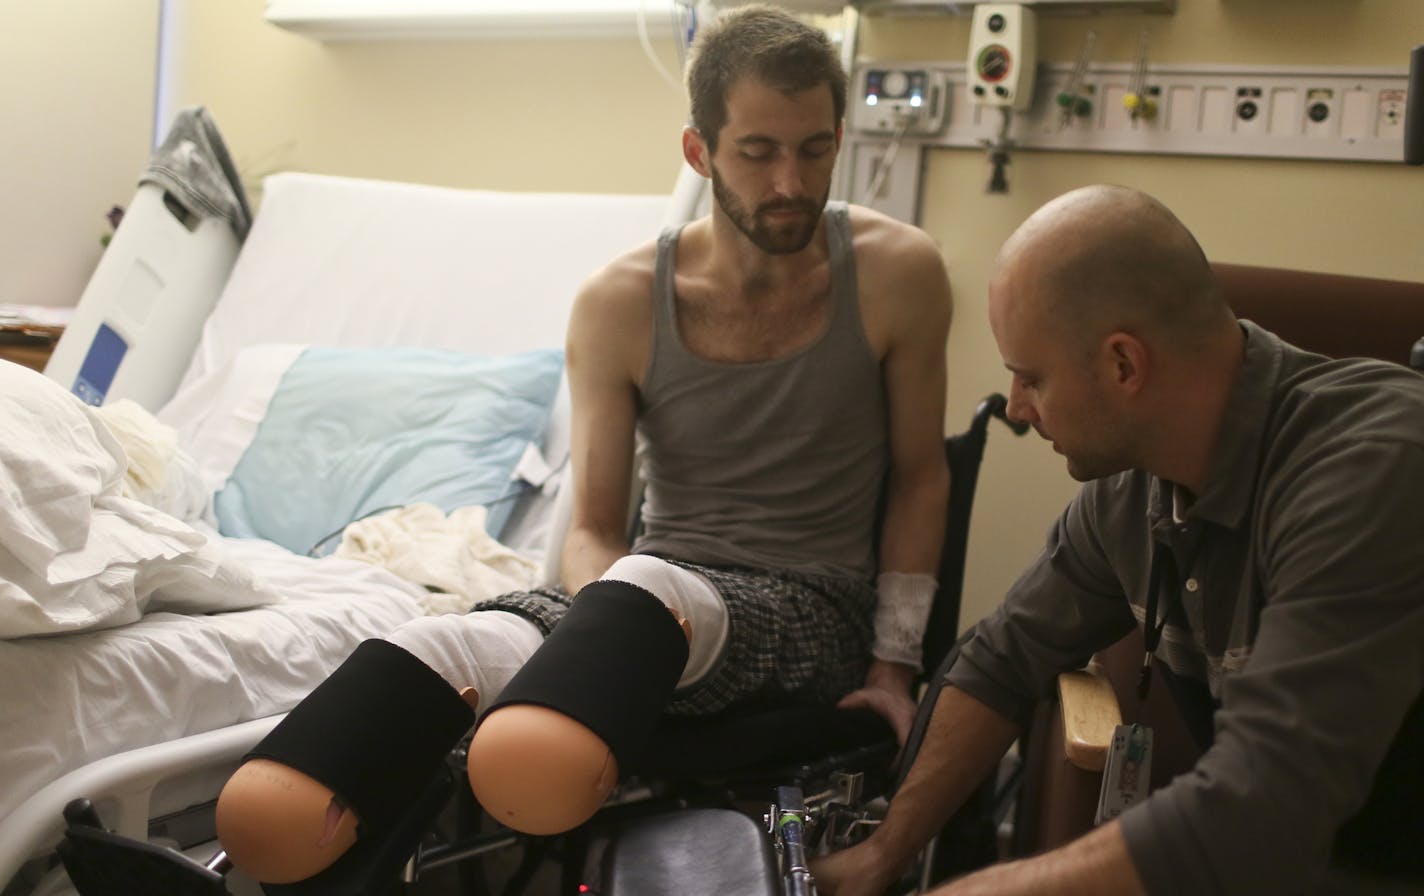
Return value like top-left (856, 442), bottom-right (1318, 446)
top-left (245, 639), bottom-right (475, 835)
top-left (479, 579), bottom-right (689, 769)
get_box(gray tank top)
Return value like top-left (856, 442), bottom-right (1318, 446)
top-left (631, 201), bottom-right (888, 582)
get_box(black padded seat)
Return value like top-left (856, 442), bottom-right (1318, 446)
top-left (601, 808), bottom-right (779, 896)
top-left (632, 704), bottom-right (893, 779)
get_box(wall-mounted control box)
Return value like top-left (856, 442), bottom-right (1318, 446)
top-left (857, 67), bottom-right (950, 134)
top-left (966, 3), bottom-right (1038, 111)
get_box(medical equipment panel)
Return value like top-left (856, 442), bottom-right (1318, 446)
top-left (966, 4), bottom-right (1038, 112)
top-left (857, 68), bottom-right (949, 135)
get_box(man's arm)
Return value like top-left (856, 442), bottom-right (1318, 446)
top-left (818, 478), bottom-right (1142, 894)
top-left (928, 820), bottom-right (1146, 896)
top-left (816, 679), bottom-right (1146, 896)
top-left (812, 685), bottom-right (1018, 895)
top-left (837, 214), bottom-right (953, 741)
top-left (558, 251), bottom-right (654, 593)
top-left (872, 221), bottom-right (952, 583)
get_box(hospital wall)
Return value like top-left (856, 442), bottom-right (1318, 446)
top-left (0, 1), bottom-right (160, 308)
top-left (178, 1), bottom-right (1424, 633)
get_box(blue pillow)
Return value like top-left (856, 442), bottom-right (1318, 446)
top-left (214, 346), bottom-right (563, 554)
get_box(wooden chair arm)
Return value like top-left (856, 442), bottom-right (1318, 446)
top-left (1057, 663), bottom-right (1122, 773)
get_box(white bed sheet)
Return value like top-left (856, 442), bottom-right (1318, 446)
top-left (0, 536), bottom-right (424, 824)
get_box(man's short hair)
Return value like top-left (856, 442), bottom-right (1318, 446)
top-left (686, 4), bottom-right (847, 153)
top-left (1013, 186), bottom-right (1228, 354)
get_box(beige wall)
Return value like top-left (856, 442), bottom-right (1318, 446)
top-left (176, 1), bottom-right (1424, 630)
top-left (1, 0), bottom-right (160, 308)
top-left (179, 0), bottom-right (692, 199)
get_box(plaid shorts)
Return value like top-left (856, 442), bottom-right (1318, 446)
top-left (469, 559), bottom-right (876, 717)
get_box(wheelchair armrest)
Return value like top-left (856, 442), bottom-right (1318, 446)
top-left (1057, 662), bottom-right (1121, 773)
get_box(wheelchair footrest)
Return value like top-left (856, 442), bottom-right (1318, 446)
top-left (598, 808), bottom-right (779, 896)
top-left (58, 824), bottom-right (228, 896)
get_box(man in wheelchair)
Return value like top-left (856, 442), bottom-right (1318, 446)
top-left (812, 186), bottom-right (1424, 895)
top-left (211, 4), bottom-right (956, 888)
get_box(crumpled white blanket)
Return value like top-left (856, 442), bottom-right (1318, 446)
top-left (0, 362), bottom-right (281, 639)
top-left (94, 398), bottom-right (210, 524)
top-left (336, 503), bottom-right (540, 615)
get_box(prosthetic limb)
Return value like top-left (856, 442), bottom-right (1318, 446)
top-left (215, 568), bottom-right (710, 883)
top-left (468, 579), bottom-right (690, 834)
top-left (215, 639), bottom-right (477, 883)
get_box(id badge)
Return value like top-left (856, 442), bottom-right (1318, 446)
top-left (1095, 723), bottom-right (1153, 824)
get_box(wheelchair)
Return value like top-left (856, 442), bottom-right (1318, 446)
top-left (52, 394), bottom-right (1026, 896)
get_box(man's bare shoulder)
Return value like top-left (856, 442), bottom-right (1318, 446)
top-left (844, 204), bottom-right (951, 318)
top-left (569, 237), bottom-right (660, 344)
top-left (567, 238), bottom-right (659, 381)
top-left (575, 237), bottom-right (660, 315)
top-left (845, 203), bottom-right (944, 272)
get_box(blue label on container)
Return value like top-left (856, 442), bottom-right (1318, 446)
top-left (72, 322), bottom-right (127, 406)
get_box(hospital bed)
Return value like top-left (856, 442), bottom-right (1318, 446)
top-left (0, 156), bottom-right (671, 894)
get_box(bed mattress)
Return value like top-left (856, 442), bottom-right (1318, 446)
top-left (0, 536), bottom-right (425, 824)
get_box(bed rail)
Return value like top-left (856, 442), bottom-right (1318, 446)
top-left (0, 715), bottom-right (281, 890)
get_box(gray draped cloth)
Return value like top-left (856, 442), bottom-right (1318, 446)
top-left (139, 106), bottom-right (252, 241)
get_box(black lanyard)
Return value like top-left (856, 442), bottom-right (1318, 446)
top-left (1138, 542), bottom-right (1179, 701)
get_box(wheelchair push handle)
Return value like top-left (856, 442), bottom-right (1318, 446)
top-left (974, 392), bottom-right (1029, 437)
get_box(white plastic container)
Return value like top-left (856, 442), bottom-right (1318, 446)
top-left (44, 182), bottom-right (241, 411)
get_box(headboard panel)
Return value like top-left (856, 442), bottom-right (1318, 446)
top-left (1212, 263), bottom-right (1424, 366)
top-left (181, 173), bottom-right (669, 388)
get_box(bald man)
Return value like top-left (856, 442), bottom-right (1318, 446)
top-left (813, 185), bottom-right (1424, 895)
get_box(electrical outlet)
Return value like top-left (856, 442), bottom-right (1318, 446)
top-left (1232, 86), bottom-right (1266, 137)
top-left (1377, 88), bottom-right (1407, 139)
top-left (1303, 87), bottom-right (1336, 138)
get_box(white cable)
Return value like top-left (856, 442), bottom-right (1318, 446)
top-left (639, 0), bottom-right (685, 92)
top-left (858, 115), bottom-right (912, 206)
top-left (671, 2), bottom-right (694, 71)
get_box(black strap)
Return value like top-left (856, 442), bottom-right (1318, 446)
top-left (1138, 543), bottom-right (1178, 701)
top-left (246, 639), bottom-right (476, 834)
top-left (481, 579), bottom-right (689, 769)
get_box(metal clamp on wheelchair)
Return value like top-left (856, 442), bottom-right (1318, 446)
top-left (766, 778), bottom-right (883, 896)
top-left (769, 785), bottom-right (815, 896)
top-left (781, 768), bottom-right (883, 861)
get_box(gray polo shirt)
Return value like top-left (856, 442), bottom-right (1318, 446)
top-left (948, 321), bottom-right (1424, 894)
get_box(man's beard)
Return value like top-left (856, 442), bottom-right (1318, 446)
top-left (710, 165), bottom-right (827, 256)
top-left (1051, 420), bottom-right (1138, 484)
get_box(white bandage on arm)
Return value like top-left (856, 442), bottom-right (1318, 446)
top-left (871, 572), bottom-right (938, 672)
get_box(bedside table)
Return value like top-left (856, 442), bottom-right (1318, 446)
top-left (0, 329), bottom-right (64, 373)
